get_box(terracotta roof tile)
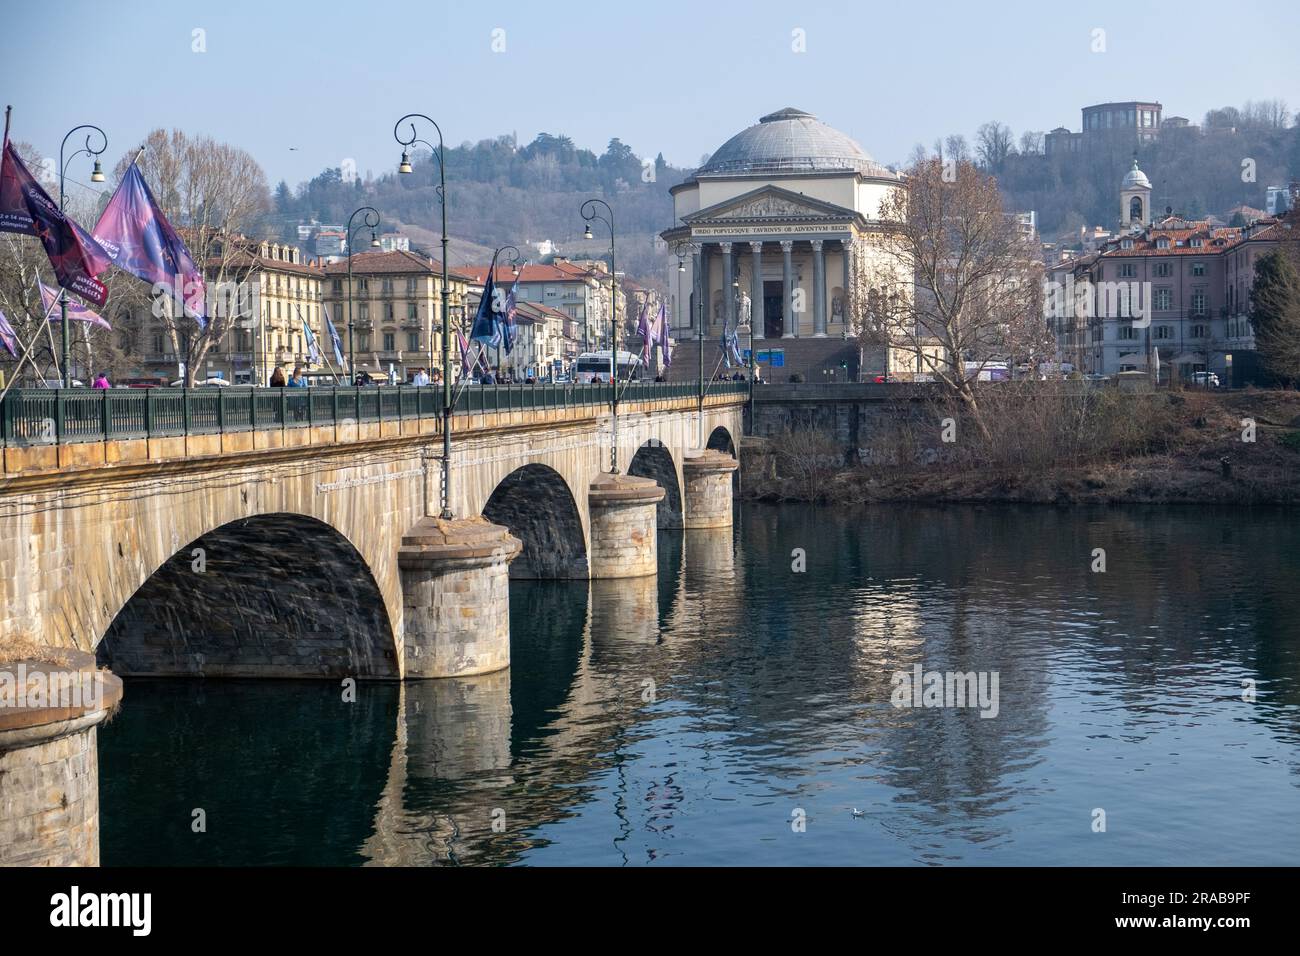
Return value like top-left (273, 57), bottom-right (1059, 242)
top-left (320, 249), bottom-right (474, 280)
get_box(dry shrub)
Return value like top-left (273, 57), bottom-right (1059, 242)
top-left (867, 382), bottom-right (1181, 473)
top-left (772, 428), bottom-right (844, 501)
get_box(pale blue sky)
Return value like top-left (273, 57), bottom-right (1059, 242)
top-left (4, 0), bottom-right (1298, 190)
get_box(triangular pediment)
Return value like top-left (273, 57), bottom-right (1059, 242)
top-left (683, 185), bottom-right (857, 224)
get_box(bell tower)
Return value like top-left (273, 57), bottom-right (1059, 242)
top-left (1120, 154), bottom-right (1152, 230)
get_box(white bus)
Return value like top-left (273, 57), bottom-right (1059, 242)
top-left (575, 350), bottom-right (643, 384)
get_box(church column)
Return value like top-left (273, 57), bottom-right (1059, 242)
top-left (781, 241), bottom-right (795, 338)
top-left (692, 248), bottom-right (704, 339)
top-left (841, 237), bottom-right (853, 331)
top-left (720, 242), bottom-right (734, 334)
top-left (750, 241), bottom-right (765, 340)
top-left (812, 239), bottom-right (826, 337)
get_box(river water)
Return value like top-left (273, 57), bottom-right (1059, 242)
top-left (99, 503), bottom-right (1300, 866)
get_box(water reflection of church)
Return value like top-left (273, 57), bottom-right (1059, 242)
top-left (661, 108), bottom-right (912, 381)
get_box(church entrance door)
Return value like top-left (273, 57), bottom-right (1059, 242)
top-left (763, 281), bottom-right (784, 338)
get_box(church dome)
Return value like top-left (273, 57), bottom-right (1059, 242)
top-left (1122, 157), bottom-right (1151, 190)
top-left (697, 107), bottom-right (894, 178)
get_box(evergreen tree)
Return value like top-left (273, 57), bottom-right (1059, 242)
top-left (1249, 246), bottom-right (1300, 385)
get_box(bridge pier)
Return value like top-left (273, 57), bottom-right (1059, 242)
top-left (683, 451), bottom-right (740, 528)
top-left (587, 474), bottom-right (665, 579)
top-left (398, 517), bottom-right (521, 678)
top-left (0, 651), bottom-right (122, 866)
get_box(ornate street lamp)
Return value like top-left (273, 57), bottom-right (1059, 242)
top-left (675, 239), bottom-right (723, 448)
top-left (345, 206), bottom-right (380, 383)
top-left (394, 113), bottom-right (454, 517)
top-left (58, 124), bottom-right (108, 387)
top-left (580, 198), bottom-right (620, 473)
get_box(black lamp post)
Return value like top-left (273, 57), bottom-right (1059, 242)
top-left (580, 198), bottom-right (620, 473)
top-left (345, 206), bottom-right (381, 384)
top-left (58, 124), bottom-right (107, 387)
top-left (395, 113), bottom-right (454, 517)
top-left (674, 239), bottom-right (707, 447)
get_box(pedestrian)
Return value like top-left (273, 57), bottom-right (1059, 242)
top-left (269, 366), bottom-right (287, 387)
top-left (412, 367), bottom-right (430, 387)
top-left (288, 366), bottom-right (308, 387)
top-left (482, 368), bottom-right (497, 385)
top-left (92, 372), bottom-right (110, 389)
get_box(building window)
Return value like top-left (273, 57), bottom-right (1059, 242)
top-left (1154, 262), bottom-right (1171, 277)
top-left (385, 302), bottom-right (394, 320)
top-left (153, 334), bottom-right (164, 354)
top-left (407, 303), bottom-right (418, 320)
top-left (1192, 262), bottom-right (1206, 277)
top-left (383, 332), bottom-right (395, 351)
top-left (382, 279), bottom-right (394, 294)
top-left (1189, 324), bottom-right (1208, 338)
top-left (359, 304), bottom-right (369, 321)
top-left (1191, 291), bottom-right (1207, 315)
top-left (358, 333), bottom-right (370, 351)
top-left (406, 278), bottom-right (417, 293)
top-left (1119, 325), bottom-right (1136, 340)
top-left (1119, 263), bottom-right (1137, 278)
top-left (1154, 326), bottom-right (1173, 339)
top-left (358, 279), bottom-right (369, 293)
top-left (1154, 289), bottom-right (1172, 310)
top-left (408, 332), bottom-right (420, 351)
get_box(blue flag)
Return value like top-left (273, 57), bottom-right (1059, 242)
top-left (470, 271), bottom-right (497, 345)
top-left (322, 304), bottom-right (345, 367)
top-left (301, 313), bottom-right (320, 364)
top-left (500, 274), bottom-right (520, 355)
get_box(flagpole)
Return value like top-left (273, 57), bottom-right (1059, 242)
top-left (0, 296), bottom-right (64, 402)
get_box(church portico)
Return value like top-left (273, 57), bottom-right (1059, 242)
top-left (663, 108), bottom-right (911, 383)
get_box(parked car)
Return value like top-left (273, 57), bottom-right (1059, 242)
top-left (34, 378), bottom-right (86, 388)
top-left (170, 377), bottom-right (231, 387)
top-left (1083, 373), bottom-right (1110, 382)
top-left (1191, 371), bottom-right (1221, 388)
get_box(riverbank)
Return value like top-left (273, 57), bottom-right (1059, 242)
top-left (744, 388), bottom-right (1300, 505)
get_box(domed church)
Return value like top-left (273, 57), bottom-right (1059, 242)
top-left (661, 107), bottom-right (911, 382)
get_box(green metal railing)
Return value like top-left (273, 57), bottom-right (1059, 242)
top-left (0, 381), bottom-right (746, 447)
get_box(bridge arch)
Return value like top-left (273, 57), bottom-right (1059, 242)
top-left (481, 464), bottom-right (588, 579)
top-left (706, 426), bottom-right (736, 457)
top-left (97, 513), bottom-right (399, 678)
top-left (626, 440), bottom-right (683, 530)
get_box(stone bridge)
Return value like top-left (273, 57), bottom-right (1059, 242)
top-left (0, 384), bottom-right (744, 682)
top-left (0, 384), bottom-right (744, 864)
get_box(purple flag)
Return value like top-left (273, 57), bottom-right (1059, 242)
top-left (0, 309), bottom-right (18, 357)
top-left (40, 281), bottom-right (111, 331)
top-left (636, 298), bottom-right (652, 363)
top-left (93, 163), bottom-right (206, 327)
top-left (655, 302), bottom-right (671, 368)
top-left (1, 141), bottom-right (111, 306)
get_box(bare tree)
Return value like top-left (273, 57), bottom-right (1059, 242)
top-left (944, 134), bottom-right (971, 164)
top-left (115, 129), bottom-right (271, 385)
top-left (975, 121), bottom-right (1016, 171)
top-left (1018, 130), bottom-right (1044, 156)
top-left (863, 157), bottom-right (1049, 438)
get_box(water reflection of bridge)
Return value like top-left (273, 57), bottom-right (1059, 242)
top-left (360, 528), bottom-right (738, 865)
